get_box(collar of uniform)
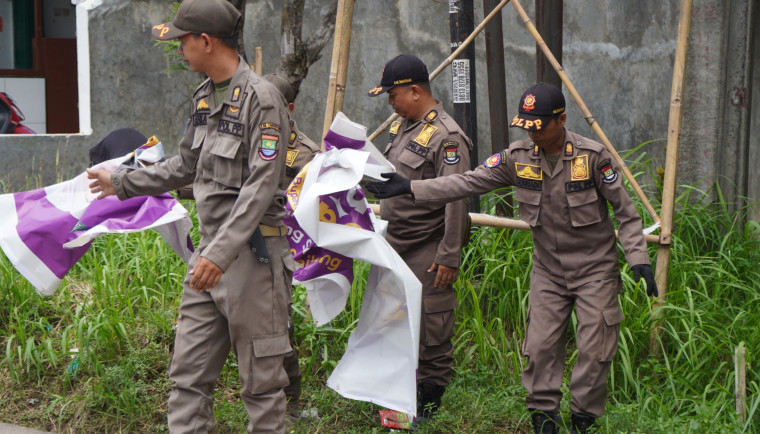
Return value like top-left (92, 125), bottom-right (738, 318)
top-left (210, 55), bottom-right (249, 116)
top-left (403, 100), bottom-right (445, 131)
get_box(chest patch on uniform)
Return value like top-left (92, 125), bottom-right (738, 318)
top-left (286, 149), bottom-right (299, 167)
top-left (566, 179), bottom-right (595, 193)
top-left (193, 113), bottom-right (208, 126)
top-left (425, 110), bottom-right (438, 122)
top-left (443, 142), bottom-right (460, 165)
top-left (218, 119), bottom-right (244, 137)
top-left (196, 98), bottom-right (210, 112)
top-left (598, 159), bottom-right (618, 184)
top-left (413, 123), bottom-right (438, 147)
top-left (193, 97), bottom-right (210, 126)
top-left (260, 134), bottom-right (279, 160)
top-left (484, 152), bottom-right (502, 168)
top-left (406, 140), bottom-right (429, 158)
top-left (516, 177), bottom-right (542, 191)
top-left (570, 155), bottom-right (589, 181)
top-left (516, 163), bottom-right (542, 180)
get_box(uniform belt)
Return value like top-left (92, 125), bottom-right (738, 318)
top-left (259, 224), bottom-right (286, 237)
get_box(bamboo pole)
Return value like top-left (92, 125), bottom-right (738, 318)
top-left (322, 0), bottom-right (355, 145)
top-left (254, 47), bottom-right (263, 75)
top-left (368, 0), bottom-right (512, 142)
top-left (735, 344), bottom-right (747, 423)
top-left (510, 0), bottom-right (659, 224)
top-left (651, 0), bottom-right (692, 350)
top-left (368, 205), bottom-right (659, 243)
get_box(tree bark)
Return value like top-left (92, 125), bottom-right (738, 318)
top-left (278, 0), bottom-right (339, 98)
top-left (227, 0), bottom-right (248, 61)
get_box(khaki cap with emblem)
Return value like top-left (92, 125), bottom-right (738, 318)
top-left (152, 0), bottom-right (241, 41)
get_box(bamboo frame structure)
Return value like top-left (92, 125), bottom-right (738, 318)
top-left (650, 0), bottom-right (692, 347)
top-left (322, 0), bottom-right (355, 146)
top-left (367, 0), bottom-right (512, 142)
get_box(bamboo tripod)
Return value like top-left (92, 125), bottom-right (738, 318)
top-left (319, 0), bottom-right (694, 348)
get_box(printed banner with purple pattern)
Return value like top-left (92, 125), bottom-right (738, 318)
top-left (0, 142), bottom-right (193, 295)
top-left (284, 112), bottom-right (422, 416)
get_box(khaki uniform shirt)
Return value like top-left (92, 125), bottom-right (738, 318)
top-left (381, 102), bottom-right (472, 268)
top-left (413, 130), bottom-right (650, 287)
top-left (284, 120), bottom-right (320, 183)
top-left (112, 57), bottom-right (291, 272)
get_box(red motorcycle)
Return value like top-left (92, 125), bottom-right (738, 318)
top-left (0, 92), bottom-right (36, 134)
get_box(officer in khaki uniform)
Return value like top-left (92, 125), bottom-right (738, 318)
top-left (262, 73), bottom-right (321, 422)
top-left (367, 83), bottom-right (658, 434)
top-left (87, 1), bottom-right (294, 432)
top-left (367, 54), bottom-right (472, 427)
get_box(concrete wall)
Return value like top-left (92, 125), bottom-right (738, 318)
top-left (0, 0), bottom-right (755, 221)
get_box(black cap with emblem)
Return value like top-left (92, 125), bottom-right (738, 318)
top-left (367, 54), bottom-right (429, 97)
top-left (510, 82), bottom-right (565, 132)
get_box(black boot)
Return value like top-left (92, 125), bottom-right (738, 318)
top-left (411, 380), bottom-right (445, 430)
top-left (570, 412), bottom-right (595, 434)
top-left (529, 409), bottom-right (559, 434)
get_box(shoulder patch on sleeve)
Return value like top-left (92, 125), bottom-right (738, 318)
top-left (442, 142), bottom-right (460, 165)
top-left (484, 152), bottom-right (502, 168)
top-left (597, 158), bottom-right (618, 184)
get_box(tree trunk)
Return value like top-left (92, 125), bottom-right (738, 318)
top-left (278, 0), bottom-right (339, 98)
top-left (227, 0), bottom-right (248, 61)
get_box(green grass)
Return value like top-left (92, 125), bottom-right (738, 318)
top-left (1, 177), bottom-right (759, 432)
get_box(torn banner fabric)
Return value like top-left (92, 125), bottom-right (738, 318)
top-left (0, 138), bottom-right (193, 296)
top-left (284, 112), bottom-right (422, 416)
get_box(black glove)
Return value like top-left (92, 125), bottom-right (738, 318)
top-left (365, 172), bottom-right (412, 199)
top-left (632, 264), bottom-right (658, 297)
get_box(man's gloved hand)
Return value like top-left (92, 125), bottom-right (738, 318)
top-left (365, 172), bottom-right (412, 199)
top-left (632, 264), bottom-right (658, 297)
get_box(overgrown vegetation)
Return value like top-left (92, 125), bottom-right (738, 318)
top-left (1, 164), bottom-right (759, 432)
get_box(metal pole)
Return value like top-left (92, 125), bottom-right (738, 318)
top-left (368, 0), bottom-right (512, 142)
top-left (535, 0), bottom-right (562, 88)
top-left (449, 0), bottom-right (479, 212)
top-left (483, 0), bottom-right (512, 216)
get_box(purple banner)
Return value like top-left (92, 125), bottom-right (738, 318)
top-left (284, 174), bottom-right (375, 284)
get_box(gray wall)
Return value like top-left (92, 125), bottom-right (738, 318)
top-left (0, 0), bottom-right (756, 222)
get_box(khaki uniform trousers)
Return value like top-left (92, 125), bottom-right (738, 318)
top-left (521, 271), bottom-right (624, 418)
top-left (168, 236), bottom-right (293, 433)
top-left (400, 241), bottom-right (458, 386)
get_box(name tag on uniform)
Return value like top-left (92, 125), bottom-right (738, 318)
top-left (406, 141), bottom-right (429, 158)
top-left (218, 119), bottom-right (244, 137)
top-left (566, 179), bottom-right (594, 193)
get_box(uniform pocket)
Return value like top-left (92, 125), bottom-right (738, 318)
top-left (191, 128), bottom-right (206, 150)
top-left (249, 331), bottom-right (291, 394)
top-left (516, 188), bottom-right (541, 227)
top-left (567, 189), bottom-right (602, 227)
top-left (209, 136), bottom-right (243, 187)
top-left (600, 306), bottom-right (624, 362)
top-left (397, 148), bottom-right (427, 180)
top-left (421, 292), bottom-right (458, 346)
